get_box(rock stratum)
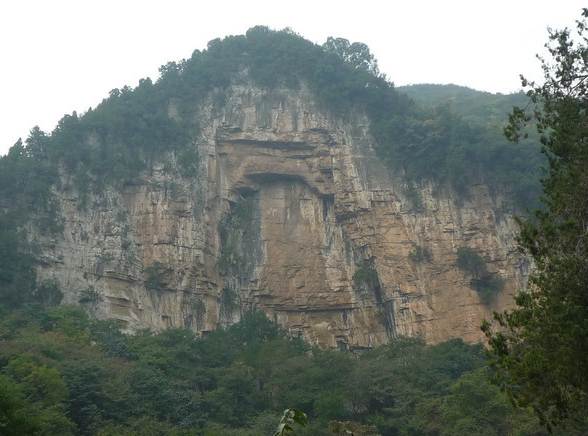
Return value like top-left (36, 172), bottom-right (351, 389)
top-left (32, 83), bottom-right (528, 348)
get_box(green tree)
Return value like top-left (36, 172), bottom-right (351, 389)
top-left (0, 375), bottom-right (44, 436)
top-left (0, 355), bottom-right (76, 436)
top-left (438, 369), bottom-right (546, 436)
top-left (322, 37), bottom-right (380, 75)
top-left (456, 246), bottom-right (487, 277)
top-left (483, 9), bottom-right (588, 432)
top-left (273, 408), bottom-right (308, 436)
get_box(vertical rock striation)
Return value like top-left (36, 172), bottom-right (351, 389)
top-left (32, 82), bottom-right (527, 347)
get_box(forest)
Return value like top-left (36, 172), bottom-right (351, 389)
top-left (0, 305), bottom-right (558, 436)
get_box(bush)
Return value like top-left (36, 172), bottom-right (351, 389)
top-left (145, 262), bottom-right (166, 291)
top-left (457, 246), bottom-right (503, 305)
top-left (78, 287), bottom-right (103, 305)
top-left (456, 246), bottom-right (487, 277)
top-left (409, 244), bottom-right (431, 263)
top-left (353, 263), bottom-right (379, 289)
top-left (471, 275), bottom-right (504, 305)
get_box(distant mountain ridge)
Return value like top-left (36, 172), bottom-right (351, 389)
top-left (398, 83), bottom-right (527, 121)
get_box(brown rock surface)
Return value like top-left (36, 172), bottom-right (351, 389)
top-left (32, 83), bottom-right (527, 347)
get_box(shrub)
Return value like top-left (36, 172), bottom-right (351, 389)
top-left (457, 246), bottom-right (503, 305)
top-left (78, 287), bottom-right (103, 304)
top-left (353, 263), bottom-right (379, 289)
top-left (471, 275), bottom-right (504, 305)
top-left (409, 244), bottom-right (431, 263)
top-left (456, 246), bottom-right (487, 277)
top-left (145, 262), bottom-right (166, 291)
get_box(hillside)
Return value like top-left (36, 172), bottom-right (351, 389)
top-left (398, 83), bottom-right (527, 119)
top-left (0, 27), bottom-right (541, 347)
top-left (1, 307), bottom-right (558, 435)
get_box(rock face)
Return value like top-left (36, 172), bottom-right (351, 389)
top-left (33, 82), bottom-right (528, 348)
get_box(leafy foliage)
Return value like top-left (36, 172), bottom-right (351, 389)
top-left (0, 305), bottom-right (554, 436)
top-left (396, 85), bottom-right (544, 207)
top-left (457, 246), bottom-right (503, 304)
top-left (408, 244), bottom-right (431, 263)
top-left (352, 263), bottom-right (380, 289)
top-left (456, 246), bottom-right (487, 276)
top-left (399, 84), bottom-right (527, 125)
top-left (470, 276), bottom-right (504, 305)
top-left (78, 287), bottom-right (103, 305)
top-left (434, 368), bottom-right (546, 436)
top-left (483, 9), bottom-right (588, 432)
top-left (273, 408), bottom-right (308, 436)
top-left (145, 261), bottom-right (166, 291)
top-left (50, 97), bottom-right (190, 191)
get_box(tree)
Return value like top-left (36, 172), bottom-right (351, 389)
top-left (0, 356), bottom-right (76, 436)
top-left (0, 375), bottom-right (44, 436)
top-left (322, 37), bottom-right (380, 76)
top-left (483, 9), bottom-right (588, 432)
top-left (273, 408), bottom-right (307, 436)
top-left (438, 369), bottom-right (547, 436)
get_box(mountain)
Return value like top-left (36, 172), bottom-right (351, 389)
top-left (0, 27), bottom-right (540, 348)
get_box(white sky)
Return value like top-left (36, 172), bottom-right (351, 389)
top-left (0, 0), bottom-right (584, 156)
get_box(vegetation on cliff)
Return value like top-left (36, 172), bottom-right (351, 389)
top-left (456, 246), bottom-right (504, 305)
top-left (1, 26), bottom-right (542, 207)
top-left (0, 26), bottom-right (543, 311)
top-left (0, 306), bottom-right (558, 436)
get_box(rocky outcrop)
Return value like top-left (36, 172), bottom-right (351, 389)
top-left (33, 82), bottom-right (528, 347)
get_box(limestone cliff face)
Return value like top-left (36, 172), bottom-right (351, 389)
top-left (33, 82), bottom-right (528, 347)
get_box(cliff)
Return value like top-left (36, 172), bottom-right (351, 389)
top-left (31, 82), bottom-right (527, 348)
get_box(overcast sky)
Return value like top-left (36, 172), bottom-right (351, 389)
top-left (0, 0), bottom-right (584, 156)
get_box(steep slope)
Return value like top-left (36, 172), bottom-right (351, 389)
top-left (0, 28), bottom-right (534, 348)
top-left (22, 80), bottom-right (527, 348)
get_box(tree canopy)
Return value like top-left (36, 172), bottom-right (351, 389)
top-left (0, 304), bottom-right (556, 436)
top-left (2, 26), bottom-right (543, 210)
top-left (483, 9), bottom-right (588, 432)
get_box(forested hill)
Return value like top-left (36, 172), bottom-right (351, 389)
top-left (0, 26), bottom-right (543, 317)
top-left (394, 83), bottom-right (543, 207)
top-left (1, 28), bottom-right (541, 211)
top-left (398, 83), bottom-right (528, 124)
top-left (0, 25), bottom-right (556, 436)
top-left (0, 26), bottom-right (542, 331)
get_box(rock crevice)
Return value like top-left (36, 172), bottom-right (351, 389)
top-left (33, 83), bottom-right (524, 347)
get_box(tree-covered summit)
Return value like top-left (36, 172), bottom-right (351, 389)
top-left (0, 27), bottom-right (545, 316)
top-left (2, 26), bottom-right (542, 208)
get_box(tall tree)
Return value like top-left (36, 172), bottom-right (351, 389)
top-left (482, 9), bottom-right (588, 432)
top-left (322, 37), bottom-right (380, 75)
